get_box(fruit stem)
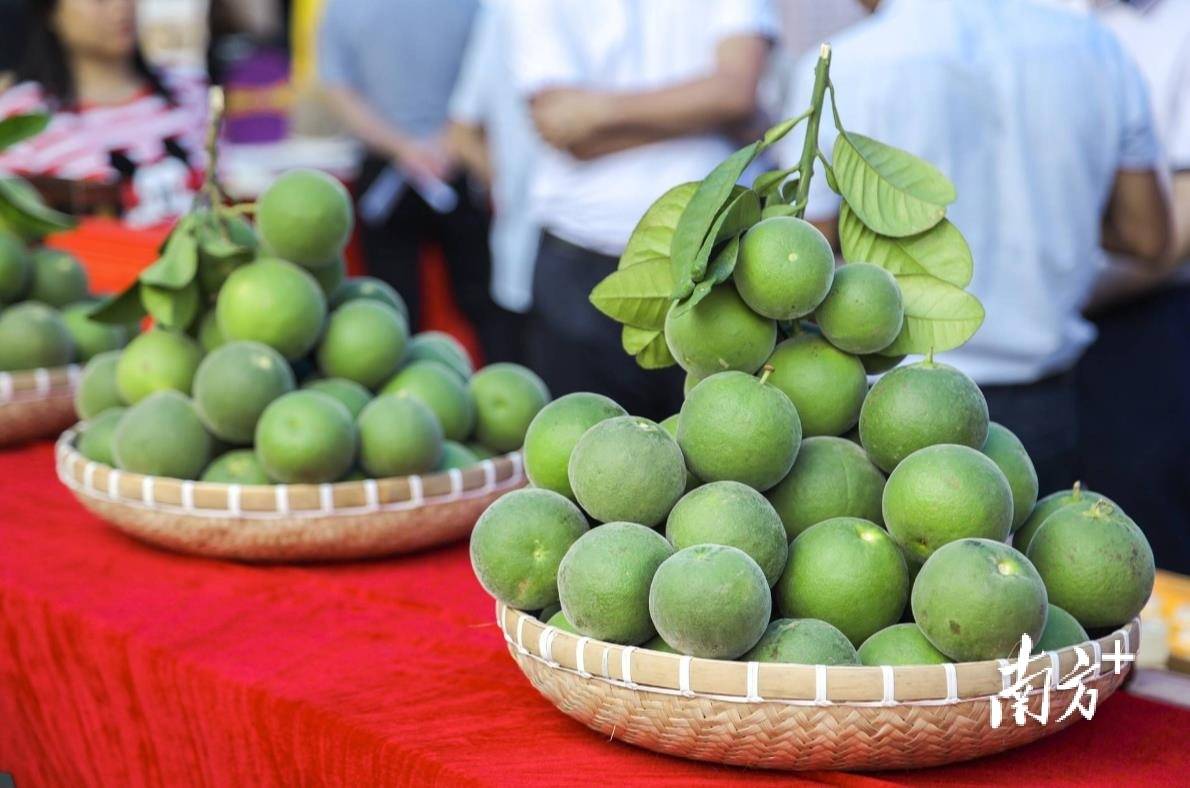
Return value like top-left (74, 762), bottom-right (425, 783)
top-left (758, 364), bottom-right (774, 385)
top-left (1072, 480), bottom-right (1083, 499)
top-left (791, 43), bottom-right (832, 219)
top-left (200, 87), bottom-right (227, 208)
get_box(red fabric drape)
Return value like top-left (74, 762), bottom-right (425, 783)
top-left (1, 439), bottom-right (1187, 787)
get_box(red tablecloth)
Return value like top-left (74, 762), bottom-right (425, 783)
top-left (1, 439), bottom-right (1187, 787)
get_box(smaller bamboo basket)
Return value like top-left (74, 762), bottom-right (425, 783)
top-left (0, 366), bottom-right (81, 448)
top-left (498, 604), bottom-right (1139, 771)
top-left (55, 426), bottom-right (525, 561)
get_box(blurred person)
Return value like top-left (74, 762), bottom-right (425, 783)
top-left (319, 0), bottom-right (514, 359)
top-left (507, 0), bottom-right (777, 419)
top-left (0, 0), bottom-right (207, 224)
top-left (778, 0), bottom-right (1172, 495)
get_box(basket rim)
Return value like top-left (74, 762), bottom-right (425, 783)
top-left (0, 364), bottom-right (80, 404)
top-left (498, 603), bottom-right (1139, 706)
top-left (57, 425), bottom-right (525, 520)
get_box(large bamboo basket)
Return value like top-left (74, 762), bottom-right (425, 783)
top-left (55, 426), bottom-right (525, 561)
top-left (498, 604), bottom-right (1138, 771)
top-left (0, 366), bottom-right (80, 448)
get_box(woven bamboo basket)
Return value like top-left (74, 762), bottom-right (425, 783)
top-left (0, 366), bottom-right (80, 448)
top-left (55, 426), bottom-right (525, 561)
top-left (498, 604), bottom-right (1139, 771)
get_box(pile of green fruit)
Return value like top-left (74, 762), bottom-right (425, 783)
top-left (72, 168), bottom-right (549, 484)
top-left (470, 50), bottom-right (1154, 667)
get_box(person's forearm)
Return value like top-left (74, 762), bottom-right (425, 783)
top-left (597, 73), bottom-right (759, 141)
top-left (1171, 171), bottom-right (1190, 264)
top-left (1102, 169), bottom-right (1172, 266)
top-left (1084, 260), bottom-right (1180, 314)
top-left (323, 85), bottom-right (415, 161)
top-left (446, 122), bottom-right (492, 185)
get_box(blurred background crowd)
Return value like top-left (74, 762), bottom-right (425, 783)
top-left (0, 0), bottom-right (1186, 570)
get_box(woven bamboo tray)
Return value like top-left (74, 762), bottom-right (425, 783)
top-left (498, 604), bottom-right (1139, 771)
top-left (55, 426), bottom-right (525, 561)
top-left (0, 366), bottom-right (80, 448)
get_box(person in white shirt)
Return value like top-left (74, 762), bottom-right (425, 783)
top-left (777, 0), bottom-right (1171, 494)
top-left (506, 0), bottom-right (777, 419)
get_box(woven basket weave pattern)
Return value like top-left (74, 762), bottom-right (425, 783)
top-left (0, 366), bottom-right (80, 447)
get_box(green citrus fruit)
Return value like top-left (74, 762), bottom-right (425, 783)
top-left (201, 449), bottom-right (271, 484)
top-left (192, 341), bottom-right (295, 444)
top-left (857, 623), bottom-right (949, 666)
top-left (883, 443), bottom-right (1014, 563)
top-left (0, 301), bottom-right (74, 370)
top-left (1026, 499), bottom-right (1154, 629)
top-left (318, 300), bottom-right (409, 389)
top-left (980, 422), bottom-right (1039, 530)
top-left (766, 334), bottom-right (867, 436)
top-left (858, 359), bottom-right (989, 472)
top-left (742, 618), bottom-right (860, 665)
top-left (329, 276), bottom-right (408, 321)
top-left (115, 328), bottom-right (202, 404)
top-left (682, 371), bottom-right (702, 398)
top-left (403, 331), bottom-right (472, 379)
top-left (256, 169), bottom-right (353, 267)
top-left (665, 284), bottom-right (776, 377)
top-left (643, 635), bottom-right (679, 654)
top-left (301, 377), bottom-right (372, 419)
top-left (74, 350), bottom-right (124, 418)
top-left (524, 392), bottom-right (627, 499)
top-left (665, 481), bottom-right (788, 586)
top-left (1033, 605), bottom-right (1089, 653)
top-left (775, 517), bottom-right (909, 645)
top-left (677, 370), bottom-right (801, 491)
top-left (436, 440), bottom-right (479, 471)
top-left (254, 390), bottom-right (357, 483)
top-left (77, 406), bottom-right (126, 465)
top-left (538, 603), bottom-right (561, 622)
top-left (216, 257), bottom-right (327, 360)
top-left (469, 363), bottom-right (550, 452)
top-left (467, 442), bottom-right (497, 460)
top-left (557, 522), bottom-right (674, 644)
top-left (658, 413), bottom-right (699, 492)
top-left (814, 263), bottom-right (904, 354)
top-left (26, 248), bottom-right (88, 307)
top-left (765, 436), bottom-right (885, 538)
top-left (470, 487), bottom-right (589, 610)
top-left (861, 353), bottom-right (905, 374)
top-left (0, 230), bottom-right (31, 303)
top-left (112, 390), bottom-right (213, 479)
top-left (912, 538), bottom-right (1048, 661)
top-left (196, 310), bottom-right (225, 352)
top-left (309, 256), bottom-right (346, 296)
top-left (356, 393), bottom-right (443, 477)
top-left (1015, 483), bottom-right (1109, 548)
top-left (380, 360), bottom-right (475, 440)
top-left (546, 610), bottom-right (578, 633)
top-left (60, 301), bottom-right (129, 361)
top-left (735, 216), bottom-right (835, 320)
top-left (649, 544), bottom-right (771, 659)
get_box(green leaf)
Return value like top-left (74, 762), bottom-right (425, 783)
top-left (780, 179), bottom-right (800, 203)
top-left (761, 204), bottom-right (797, 220)
top-left (839, 203), bottom-right (973, 288)
top-left (832, 132), bottom-right (955, 237)
top-left (671, 235), bottom-right (742, 319)
top-left (680, 188), bottom-right (759, 295)
top-left (142, 281), bottom-right (201, 330)
top-left (635, 331), bottom-right (675, 369)
top-left (0, 114), bottom-right (49, 151)
top-left (87, 282), bottom-right (146, 325)
top-left (752, 166), bottom-right (799, 197)
top-left (879, 275), bottom-right (984, 356)
top-left (0, 177), bottom-right (77, 239)
top-left (589, 259), bottom-right (674, 330)
top-left (622, 325), bottom-right (660, 355)
top-left (139, 229), bottom-right (199, 289)
top-left (761, 116), bottom-right (802, 148)
top-left (619, 182), bottom-right (698, 270)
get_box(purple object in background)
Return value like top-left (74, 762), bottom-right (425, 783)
top-left (222, 46), bottom-right (290, 144)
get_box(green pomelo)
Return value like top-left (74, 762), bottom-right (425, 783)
top-left (256, 168), bottom-right (353, 266)
top-left (665, 283), bottom-right (776, 377)
top-left (568, 416), bottom-right (686, 526)
top-left (469, 363), bottom-right (550, 452)
top-left (403, 331), bottom-right (472, 379)
top-left (26, 248), bottom-right (88, 307)
top-left (436, 440), bottom-right (479, 471)
top-left (858, 360), bottom-right (989, 472)
top-left (682, 371), bottom-right (702, 398)
top-left (74, 350), bottom-right (124, 419)
top-left (742, 618), bottom-right (859, 665)
top-left (643, 635), bottom-right (679, 654)
top-left (649, 544), bottom-right (771, 659)
top-left (192, 341), bottom-right (295, 444)
top-left (766, 436), bottom-right (885, 539)
top-left (77, 406), bottom-right (126, 466)
top-left (658, 413), bottom-right (698, 492)
top-left (216, 257), bottom-right (327, 360)
top-left (302, 377), bottom-right (372, 419)
top-left (329, 276), bottom-right (409, 321)
top-left (357, 393), bottom-right (443, 477)
top-left (883, 443), bottom-right (1013, 563)
top-left (60, 301), bottom-right (129, 361)
top-left (1026, 499), bottom-right (1154, 629)
top-left (861, 353), bottom-right (905, 375)
top-left (814, 263), bottom-right (904, 354)
top-left (0, 302), bottom-right (74, 371)
top-left (557, 522), bottom-right (674, 644)
top-left (0, 230), bottom-right (31, 302)
top-left (912, 538), bottom-right (1048, 661)
top-left (1033, 605), bottom-right (1090, 653)
top-left (381, 360), bottom-right (475, 441)
top-left (470, 487), bottom-right (589, 610)
top-left (115, 329), bottom-right (203, 404)
top-left (775, 517), bottom-right (909, 645)
top-left (665, 481), bottom-right (788, 586)
top-left (1015, 484), bottom-right (1109, 548)
top-left (467, 442), bottom-right (496, 460)
top-left (112, 391), bottom-right (213, 479)
top-left (980, 422), bottom-right (1039, 530)
top-left (524, 392), bottom-right (627, 499)
top-left (546, 610), bottom-right (578, 634)
top-left (766, 334), bottom-right (867, 436)
top-left (735, 216), bottom-right (835, 320)
top-left (309, 257), bottom-right (346, 296)
top-left (318, 299), bottom-right (409, 389)
top-left (196, 215), bottom-right (257, 299)
top-left (338, 468), bottom-right (367, 482)
top-left (142, 281), bottom-right (201, 330)
top-left (201, 449), bottom-right (271, 484)
top-left (197, 310), bottom-right (225, 352)
top-left (254, 390), bottom-right (357, 483)
top-left (857, 623), bottom-right (949, 666)
top-left (677, 370), bottom-right (801, 492)
top-left (538, 603), bottom-right (562, 622)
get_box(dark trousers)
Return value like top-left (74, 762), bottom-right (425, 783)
top-left (981, 372), bottom-right (1082, 500)
top-left (356, 156), bottom-right (525, 364)
top-left (528, 233), bottom-right (684, 421)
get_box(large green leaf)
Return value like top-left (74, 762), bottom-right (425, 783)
top-left (752, 166), bottom-right (798, 197)
top-left (833, 132), bottom-right (955, 237)
top-left (635, 330), bottom-right (675, 369)
top-left (589, 259), bottom-right (673, 330)
top-left (142, 281), bottom-right (200, 330)
top-left (879, 274), bottom-right (984, 356)
top-left (622, 325), bottom-right (660, 355)
top-left (0, 177), bottom-right (77, 239)
top-left (87, 282), bottom-right (146, 325)
top-left (839, 203), bottom-right (973, 287)
top-left (0, 114), bottom-right (49, 151)
top-left (619, 182), bottom-right (698, 270)
top-left (671, 235), bottom-right (741, 319)
top-left (139, 229), bottom-right (199, 289)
